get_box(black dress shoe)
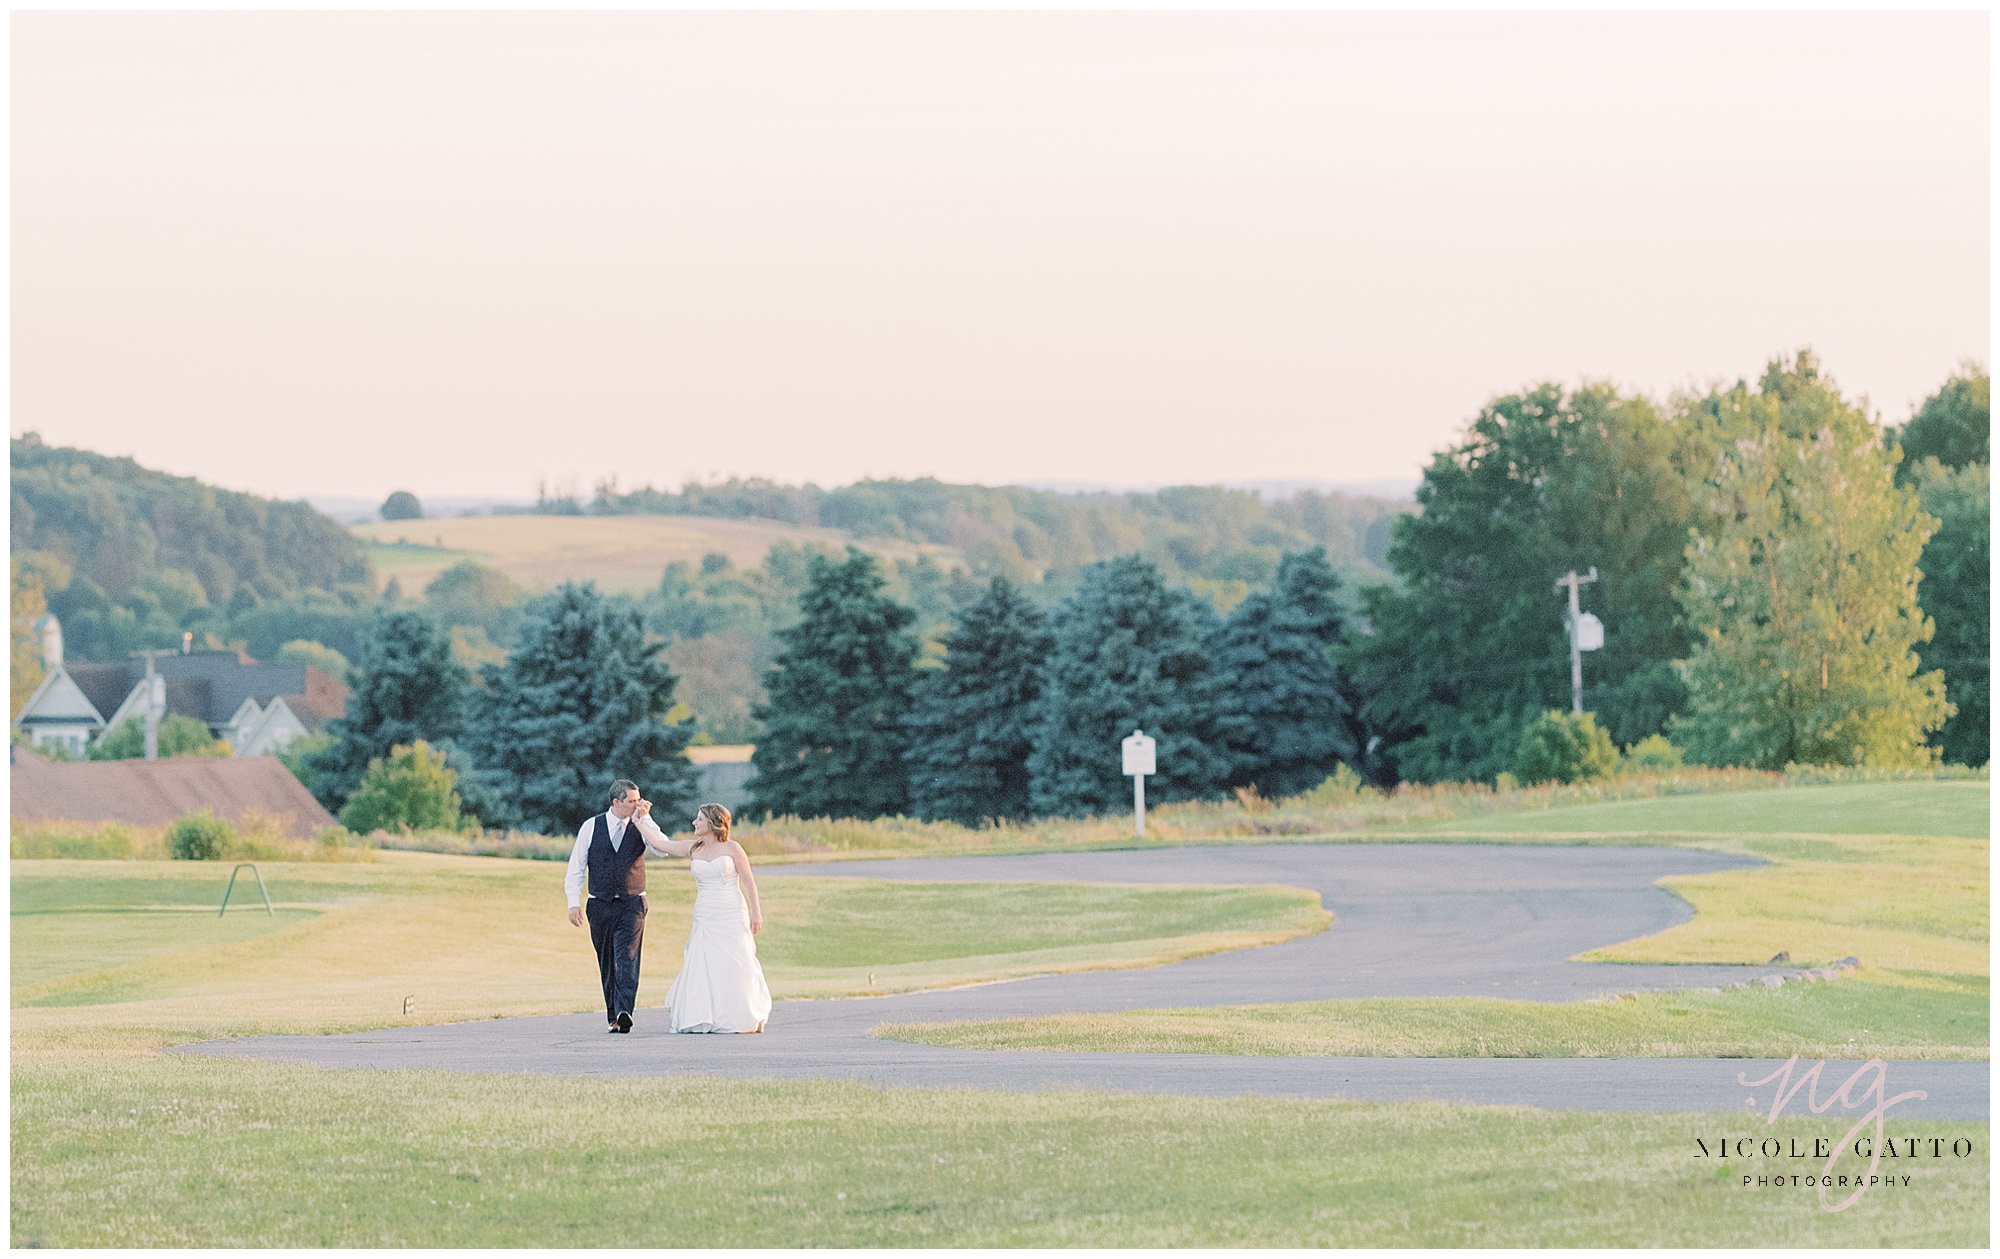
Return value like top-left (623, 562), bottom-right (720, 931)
top-left (616, 1011), bottom-right (633, 1033)
top-left (608, 1024), bottom-right (620, 1033)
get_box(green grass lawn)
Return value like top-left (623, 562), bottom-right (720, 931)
top-left (11, 1054), bottom-right (1984, 1247)
top-left (11, 780), bottom-right (1990, 1245)
top-left (880, 974), bottom-right (1989, 1061)
top-left (9, 855), bottom-right (1325, 1036)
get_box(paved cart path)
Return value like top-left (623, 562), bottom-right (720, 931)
top-left (185, 844), bottom-right (1989, 1118)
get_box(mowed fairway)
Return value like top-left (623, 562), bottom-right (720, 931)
top-left (881, 781), bottom-right (1991, 1063)
top-left (11, 782), bottom-right (1989, 1245)
top-left (1410, 781), bottom-right (1990, 982)
top-left (9, 853), bottom-right (1325, 1038)
top-left (353, 515), bottom-right (960, 595)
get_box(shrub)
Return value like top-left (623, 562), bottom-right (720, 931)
top-left (1296, 763), bottom-right (1370, 806)
top-left (1512, 710), bottom-right (1620, 785)
top-left (12, 821), bottom-right (149, 859)
top-left (339, 740), bottom-right (466, 835)
top-left (91, 714), bottom-right (231, 761)
top-left (1621, 733), bottom-right (1686, 773)
top-left (166, 809), bottom-right (236, 860)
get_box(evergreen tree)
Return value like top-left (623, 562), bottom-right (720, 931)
top-left (904, 577), bottom-right (1051, 823)
top-left (1209, 549), bottom-right (1362, 798)
top-left (749, 549), bottom-right (921, 819)
top-left (466, 582), bottom-right (696, 836)
top-left (1027, 555), bottom-right (1226, 816)
top-left (1346, 382), bottom-right (1699, 783)
top-left (307, 609), bottom-right (468, 811)
top-left (1672, 355), bottom-right (1950, 768)
top-left (1911, 459), bottom-right (1989, 765)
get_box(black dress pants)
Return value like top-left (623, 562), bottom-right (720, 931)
top-left (586, 895), bottom-right (646, 1022)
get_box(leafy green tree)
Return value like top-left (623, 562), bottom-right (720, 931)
top-left (467, 582), bottom-right (696, 835)
top-left (1027, 556), bottom-right (1226, 816)
top-left (12, 436), bottom-right (368, 646)
top-left (1209, 549), bottom-right (1362, 798)
top-left (338, 740), bottom-right (465, 834)
top-left (750, 550), bottom-right (921, 819)
top-left (12, 559), bottom-right (49, 718)
top-left (1513, 710), bottom-right (1619, 784)
top-left (91, 713), bottom-right (231, 760)
top-left (277, 731), bottom-right (335, 793)
top-left (1910, 459), bottom-right (1989, 765)
top-left (1889, 367), bottom-right (1989, 480)
top-left (422, 561), bottom-right (527, 645)
top-left (381, 491), bottom-right (424, 521)
top-left (1672, 356), bottom-right (1950, 768)
top-left (904, 577), bottom-right (1051, 823)
top-left (1348, 383), bottom-right (1697, 783)
top-left (275, 639), bottom-right (350, 684)
top-left (305, 610), bottom-right (469, 811)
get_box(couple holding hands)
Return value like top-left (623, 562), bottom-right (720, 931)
top-left (562, 781), bottom-right (772, 1035)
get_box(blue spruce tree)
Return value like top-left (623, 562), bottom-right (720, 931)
top-left (307, 609), bottom-right (468, 812)
top-left (1209, 548), bottom-right (1363, 798)
top-left (466, 582), bottom-right (696, 836)
top-left (1027, 555), bottom-right (1226, 816)
top-left (750, 549), bottom-right (921, 820)
top-left (905, 577), bottom-right (1051, 823)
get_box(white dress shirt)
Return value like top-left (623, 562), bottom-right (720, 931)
top-left (564, 811), bottom-right (677, 908)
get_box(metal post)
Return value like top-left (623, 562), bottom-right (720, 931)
top-left (1134, 771), bottom-right (1146, 838)
top-left (144, 657), bottom-right (161, 759)
top-left (1554, 568), bottom-right (1599, 715)
top-left (219, 863), bottom-right (274, 916)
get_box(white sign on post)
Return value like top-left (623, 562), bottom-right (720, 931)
top-left (1123, 729), bottom-right (1156, 837)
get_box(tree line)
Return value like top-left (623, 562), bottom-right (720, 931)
top-left (12, 349), bottom-right (1987, 832)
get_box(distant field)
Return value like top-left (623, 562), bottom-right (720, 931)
top-left (354, 515), bottom-right (961, 595)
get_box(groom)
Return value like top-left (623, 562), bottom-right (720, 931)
top-left (564, 780), bottom-right (692, 1032)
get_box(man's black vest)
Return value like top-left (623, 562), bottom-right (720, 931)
top-left (585, 813), bottom-right (645, 899)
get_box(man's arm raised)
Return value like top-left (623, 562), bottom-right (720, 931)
top-left (634, 801), bottom-right (696, 857)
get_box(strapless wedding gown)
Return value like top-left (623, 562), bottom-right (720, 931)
top-left (663, 854), bottom-right (773, 1033)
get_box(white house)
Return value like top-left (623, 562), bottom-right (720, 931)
top-left (12, 616), bottom-right (348, 757)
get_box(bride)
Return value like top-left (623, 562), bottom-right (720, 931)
top-left (662, 803), bottom-right (772, 1033)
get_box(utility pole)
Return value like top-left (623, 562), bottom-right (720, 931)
top-left (1553, 568), bottom-right (1599, 715)
top-left (132, 650), bottom-right (171, 759)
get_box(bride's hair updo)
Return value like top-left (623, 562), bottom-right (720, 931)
top-left (695, 802), bottom-right (732, 844)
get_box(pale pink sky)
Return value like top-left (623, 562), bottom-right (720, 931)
top-left (11, 12), bottom-right (1990, 502)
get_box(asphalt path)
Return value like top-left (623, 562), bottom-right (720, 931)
top-left (185, 843), bottom-right (1989, 1118)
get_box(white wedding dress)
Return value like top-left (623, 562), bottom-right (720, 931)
top-left (663, 854), bottom-right (773, 1033)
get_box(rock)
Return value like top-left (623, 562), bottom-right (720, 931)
top-left (1834, 956), bottom-right (1861, 970)
top-left (1728, 981), bottom-right (1748, 990)
top-left (1761, 974), bottom-right (1784, 989)
top-left (1768, 951), bottom-right (1791, 965)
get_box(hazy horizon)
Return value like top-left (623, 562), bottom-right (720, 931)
top-left (12, 12), bottom-right (1988, 502)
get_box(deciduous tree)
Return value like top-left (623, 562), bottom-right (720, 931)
top-left (1347, 383), bottom-right (1695, 783)
top-left (1910, 458), bottom-right (1989, 765)
top-left (1672, 355), bottom-right (1950, 768)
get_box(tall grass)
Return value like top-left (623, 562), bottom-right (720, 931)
top-left (38, 763), bottom-right (1977, 865)
top-left (10, 812), bottom-right (378, 863)
top-left (723, 763), bottom-right (1986, 860)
